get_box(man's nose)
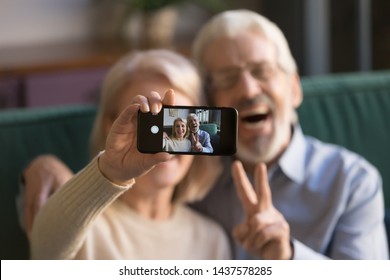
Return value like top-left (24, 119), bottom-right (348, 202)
top-left (238, 70), bottom-right (262, 99)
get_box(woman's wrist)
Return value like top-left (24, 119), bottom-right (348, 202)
top-left (97, 151), bottom-right (135, 187)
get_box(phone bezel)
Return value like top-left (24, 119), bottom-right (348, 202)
top-left (137, 105), bottom-right (238, 156)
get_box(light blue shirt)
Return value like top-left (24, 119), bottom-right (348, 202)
top-left (191, 125), bottom-right (389, 259)
top-left (190, 129), bottom-right (213, 153)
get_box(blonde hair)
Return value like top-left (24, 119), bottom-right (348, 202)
top-left (89, 49), bottom-right (218, 203)
top-left (192, 9), bottom-right (297, 78)
top-left (90, 49), bottom-right (203, 156)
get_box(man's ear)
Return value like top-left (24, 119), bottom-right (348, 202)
top-left (291, 73), bottom-right (303, 108)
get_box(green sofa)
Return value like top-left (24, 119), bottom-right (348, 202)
top-left (1, 70), bottom-right (389, 259)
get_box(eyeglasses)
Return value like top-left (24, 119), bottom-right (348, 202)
top-left (209, 62), bottom-right (281, 91)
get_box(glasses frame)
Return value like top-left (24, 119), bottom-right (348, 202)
top-left (208, 62), bottom-right (284, 91)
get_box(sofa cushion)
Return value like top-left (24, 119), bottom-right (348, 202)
top-left (0, 105), bottom-right (96, 259)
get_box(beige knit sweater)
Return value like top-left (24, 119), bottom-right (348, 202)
top-left (30, 156), bottom-right (231, 260)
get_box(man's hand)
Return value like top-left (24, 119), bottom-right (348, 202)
top-left (22, 155), bottom-right (73, 239)
top-left (232, 161), bottom-right (292, 260)
top-left (98, 89), bottom-right (174, 185)
top-left (191, 133), bottom-right (203, 152)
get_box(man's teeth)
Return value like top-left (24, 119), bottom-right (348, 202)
top-left (242, 114), bottom-right (268, 123)
top-left (243, 121), bottom-right (265, 129)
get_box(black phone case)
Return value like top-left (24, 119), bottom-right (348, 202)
top-left (137, 105), bottom-right (237, 156)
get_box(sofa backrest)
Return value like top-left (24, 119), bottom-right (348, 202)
top-left (200, 123), bottom-right (218, 136)
top-left (0, 105), bottom-right (96, 259)
top-left (299, 70), bottom-right (390, 208)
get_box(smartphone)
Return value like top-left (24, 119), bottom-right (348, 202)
top-left (137, 105), bottom-right (238, 155)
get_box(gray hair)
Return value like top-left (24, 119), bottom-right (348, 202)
top-left (187, 113), bottom-right (199, 122)
top-left (192, 9), bottom-right (297, 78)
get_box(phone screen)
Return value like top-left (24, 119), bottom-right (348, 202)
top-left (137, 105), bottom-right (237, 155)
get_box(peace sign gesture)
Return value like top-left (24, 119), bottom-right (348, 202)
top-left (231, 160), bottom-right (293, 259)
top-left (191, 132), bottom-right (203, 152)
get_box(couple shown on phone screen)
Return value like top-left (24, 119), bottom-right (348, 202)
top-left (163, 111), bottom-right (215, 153)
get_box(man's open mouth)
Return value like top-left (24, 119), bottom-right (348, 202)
top-left (241, 113), bottom-right (269, 123)
top-left (240, 107), bottom-right (271, 128)
top-left (241, 106), bottom-right (270, 121)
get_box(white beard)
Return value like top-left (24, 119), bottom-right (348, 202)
top-left (236, 121), bottom-right (291, 165)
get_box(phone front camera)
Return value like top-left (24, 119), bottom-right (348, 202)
top-left (150, 125), bottom-right (159, 134)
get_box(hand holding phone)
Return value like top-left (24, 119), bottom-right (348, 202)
top-left (98, 90), bottom-right (175, 185)
top-left (137, 105), bottom-right (238, 156)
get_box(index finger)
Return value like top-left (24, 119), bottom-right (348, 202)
top-left (132, 91), bottom-right (163, 115)
top-left (232, 160), bottom-right (258, 217)
top-left (254, 163), bottom-right (273, 211)
top-left (162, 89), bottom-right (175, 106)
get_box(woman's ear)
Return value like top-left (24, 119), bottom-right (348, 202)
top-left (291, 73), bottom-right (303, 108)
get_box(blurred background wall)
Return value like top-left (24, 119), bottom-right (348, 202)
top-left (0, 0), bottom-right (94, 47)
top-left (0, 0), bottom-right (389, 108)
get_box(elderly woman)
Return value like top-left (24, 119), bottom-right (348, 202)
top-left (163, 117), bottom-right (192, 152)
top-left (28, 49), bottom-right (229, 259)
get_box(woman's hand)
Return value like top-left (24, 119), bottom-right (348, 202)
top-left (98, 89), bottom-right (175, 185)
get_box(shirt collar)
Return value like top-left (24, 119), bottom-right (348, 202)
top-left (277, 124), bottom-right (306, 184)
top-left (228, 124), bottom-right (307, 184)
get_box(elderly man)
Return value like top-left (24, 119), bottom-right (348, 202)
top-left (187, 113), bottom-right (213, 153)
top-left (190, 9), bottom-right (388, 260)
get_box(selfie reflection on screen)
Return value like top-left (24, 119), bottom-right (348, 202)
top-left (162, 109), bottom-right (220, 153)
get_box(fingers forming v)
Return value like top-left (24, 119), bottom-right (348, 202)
top-left (254, 163), bottom-right (272, 211)
top-left (232, 160), bottom-right (258, 216)
top-left (232, 161), bottom-right (274, 216)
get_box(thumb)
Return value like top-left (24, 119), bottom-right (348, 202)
top-left (109, 104), bottom-right (140, 134)
top-left (232, 223), bottom-right (249, 244)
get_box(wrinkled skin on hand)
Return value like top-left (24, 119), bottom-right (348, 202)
top-left (23, 154), bottom-right (74, 239)
top-left (98, 89), bottom-right (175, 186)
top-left (232, 161), bottom-right (293, 260)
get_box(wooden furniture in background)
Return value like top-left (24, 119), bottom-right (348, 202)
top-left (0, 40), bottom-right (130, 109)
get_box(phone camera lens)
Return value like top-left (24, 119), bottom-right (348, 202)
top-left (150, 125), bottom-right (159, 134)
